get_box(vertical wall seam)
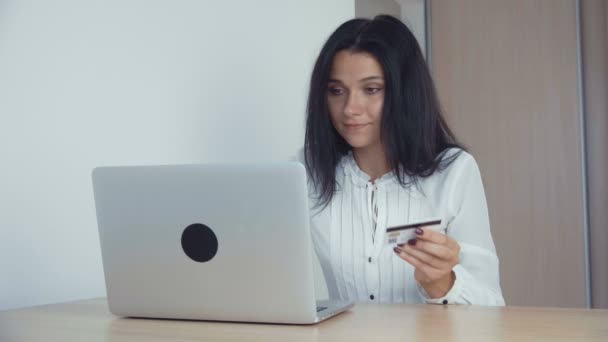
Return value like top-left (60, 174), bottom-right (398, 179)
top-left (425, 0), bottom-right (432, 67)
top-left (575, 0), bottom-right (592, 309)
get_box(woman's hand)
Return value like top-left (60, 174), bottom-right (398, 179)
top-left (393, 227), bottom-right (461, 299)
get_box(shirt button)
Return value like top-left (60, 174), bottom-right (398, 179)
top-left (370, 295), bottom-right (375, 300)
top-left (442, 300), bottom-right (448, 305)
top-left (368, 257), bottom-right (372, 263)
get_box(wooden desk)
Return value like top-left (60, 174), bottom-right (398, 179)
top-left (1, 298), bottom-right (606, 341)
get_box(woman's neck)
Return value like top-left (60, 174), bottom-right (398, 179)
top-left (352, 144), bottom-right (392, 183)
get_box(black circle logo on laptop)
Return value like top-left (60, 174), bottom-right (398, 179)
top-left (181, 223), bottom-right (218, 262)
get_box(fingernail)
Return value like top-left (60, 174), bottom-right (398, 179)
top-left (393, 247), bottom-right (402, 253)
top-left (415, 228), bottom-right (423, 235)
top-left (397, 243), bottom-right (405, 248)
top-left (407, 238), bottom-right (417, 246)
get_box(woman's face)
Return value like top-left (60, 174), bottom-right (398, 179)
top-left (327, 50), bottom-right (385, 150)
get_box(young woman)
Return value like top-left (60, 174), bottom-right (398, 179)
top-left (303, 15), bottom-right (505, 305)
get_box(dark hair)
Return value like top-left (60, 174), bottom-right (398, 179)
top-left (304, 14), bottom-right (465, 208)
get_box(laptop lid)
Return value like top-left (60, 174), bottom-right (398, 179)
top-left (92, 162), bottom-right (318, 324)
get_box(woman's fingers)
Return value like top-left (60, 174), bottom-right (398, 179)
top-left (414, 227), bottom-right (461, 256)
top-left (394, 246), bottom-right (443, 281)
top-left (396, 243), bottom-right (449, 269)
top-left (414, 226), bottom-right (449, 245)
top-left (410, 239), bottom-right (452, 260)
top-left (393, 225), bottom-right (462, 286)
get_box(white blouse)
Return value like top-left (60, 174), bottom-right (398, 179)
top-left (307, 149), bottom-right (505, 305)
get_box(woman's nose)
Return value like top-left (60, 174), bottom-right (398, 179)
top-left (344, 92), bottom-right (363, 116)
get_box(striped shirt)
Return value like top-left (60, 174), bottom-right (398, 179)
top-left (308, 149), bottom-right (505, 305)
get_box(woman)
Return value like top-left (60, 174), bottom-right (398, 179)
top-left (303, 15), bottom-right (505, 305)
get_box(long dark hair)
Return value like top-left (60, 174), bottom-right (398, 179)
top-left (305, 15), bottom-right (465, 208)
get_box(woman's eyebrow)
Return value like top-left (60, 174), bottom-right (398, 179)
top-left (359, 76), bottom-right (384, 82)
top-left (328, 76), bottom-right (384, 83)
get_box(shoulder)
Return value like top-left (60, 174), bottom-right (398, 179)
top-left (421, 147), bottom-right (481, 188)
top-left (441, 147), bottom-right (478, 172)
top-left (415, 148), bottom-right (486, 219)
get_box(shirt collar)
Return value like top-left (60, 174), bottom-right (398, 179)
top-left (341, 150), bottom-right (397, 188)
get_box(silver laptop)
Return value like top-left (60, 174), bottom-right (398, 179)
top-left (91, 162), bottom-right (353, 324)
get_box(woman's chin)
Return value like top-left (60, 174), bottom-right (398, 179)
top-left (344, 138), bottom-right (375, 150)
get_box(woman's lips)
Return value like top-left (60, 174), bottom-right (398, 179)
top-left (344, 123), bottom-right (369, 130)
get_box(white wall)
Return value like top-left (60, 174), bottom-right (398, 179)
top-left (397, 0), bottom-right (426, 57)
top-left (355, 0), bottom-right (401, 19)
top-left (0, 0), bottom-right (354, 310)
top-left (355, 0), bottom-right (427, 57)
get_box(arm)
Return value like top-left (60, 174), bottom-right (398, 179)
top-left (394, 153), bottom-right (505, 305)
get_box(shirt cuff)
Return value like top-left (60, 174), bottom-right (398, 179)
top-left (416, 264), bottom-right (466, 305)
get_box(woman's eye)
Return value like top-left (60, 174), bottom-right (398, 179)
top-left (328, 87), bottom-right (345, 95)
top-left (365, 87), bottom-right (382, 94)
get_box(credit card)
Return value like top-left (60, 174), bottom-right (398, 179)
top-left (384, 218), bottom-right (442, 246)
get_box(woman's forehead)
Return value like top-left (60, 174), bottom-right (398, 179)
top-left (329, 50), bottom-right (384, 82)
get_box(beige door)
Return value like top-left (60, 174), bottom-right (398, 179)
top-left (430, 0), bottom-right (587, 307)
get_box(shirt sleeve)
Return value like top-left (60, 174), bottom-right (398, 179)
top-left (417, 152), bottom-right (505, 306)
